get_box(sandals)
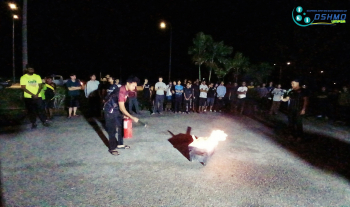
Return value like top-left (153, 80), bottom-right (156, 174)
top-left (109, 149), bottom-right (119, 155)
top-left (117, 145), bottom-right (130, 149)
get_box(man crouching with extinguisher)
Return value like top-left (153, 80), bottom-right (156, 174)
top-left (104, 76), bottom-right (139, 155)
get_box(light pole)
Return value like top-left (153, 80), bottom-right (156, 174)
top-left (9, 3), bottom-right (18, 83)
top-left (12, 15), bottom-right (18, 83)
top-left (160, 21), bottom-right (172, 82)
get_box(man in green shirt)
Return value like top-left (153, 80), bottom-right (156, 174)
top-left (20, 67), bottom-right (49, 129)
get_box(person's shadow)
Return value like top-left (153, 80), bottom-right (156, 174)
top-left (246, 113), bottom-right (350, 183)
top-left (168, 127), bottom-right (194, 161)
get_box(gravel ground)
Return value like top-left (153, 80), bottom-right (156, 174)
top-left (1, 111), bottom-right (350, 206)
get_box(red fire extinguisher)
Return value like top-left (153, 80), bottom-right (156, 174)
top-left (123, 118), bottom-right (132, 139)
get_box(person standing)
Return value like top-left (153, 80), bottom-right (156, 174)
top-left (85, 74), bottom-right (100, 117)
top-left (207, 83), bottom-right (216, 112)
top-left (257, 83), bottom-right (269, 112)
top-left (337, 85), bottom-right (350, 123)
top-left (269, 84), bottom-right (284, 115)
top-left (199, 80), bottom-right (209, 113)
top-left (316, 86), bottom-right (329, 119)
top-left (165, 81), bottom-right (173, 111)
top-left (44, 77), bottom-right (56, 119)
top-left (154, 76), bottom-right (167, 114)
top-left (236, 81), bottom-right (248, 114)
top-left (103, 76), bottom-right (140, 155)
top-left (20, 67), bottom-right (49, 129)
top-left (174, 80), bottom-right (184, 113)
top-left (215, 81), bottom-right (226, 112)
top-left (142, 79), bottom-right (151, 113)
top-left (192, 80), bottom-right (200, 112)
top-left (171, 80), bottom-right (176, 112)
top-left (183, 82), bottom-right (192, 114)
top-left (281, 79), bottom-right (309, 141)
top-left (229, 82), bottom-right (239, 112)
top-left (66, 73), bottom-right (82, 118)
top-left (128, 85), bottom-right (140, 114)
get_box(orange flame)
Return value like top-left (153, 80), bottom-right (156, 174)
top-left (189, 130), bottom-right (227, 151)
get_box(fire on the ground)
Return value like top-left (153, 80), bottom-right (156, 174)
top-left (189, 130), bottom-right (227, 152)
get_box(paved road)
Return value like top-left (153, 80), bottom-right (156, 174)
top-left (1, 112), bottom-right (350, 206)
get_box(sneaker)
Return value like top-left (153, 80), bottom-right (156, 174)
top-left (151, 112), bottom-right (155, 115)
top-left (213, 110), bottom-right (216, 112)
top-left (185, 111), bottom-right (189, 114)
top-left (31, 123), bottom-right (37, 129)
top-left (204, 110), bottom-right (207, 112)
top-left (158, 112), bottom-right (162, 115)
top-left (210, 110), bottom-right (212, 112)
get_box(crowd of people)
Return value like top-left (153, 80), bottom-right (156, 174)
top-left (19, 66), bottom-right (350, 155)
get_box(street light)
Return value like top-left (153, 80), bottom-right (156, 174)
top-left (12, 15), bottom-right (18, 83)
top-left (9, 3), bottom-right (17, 10)
top-left (9, 3), bottom-right (18, 83)
top-left (160, 21), bottom-right (172, 81)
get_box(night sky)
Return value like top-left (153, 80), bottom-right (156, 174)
top-left (1, 0), bottom-right (349, 86)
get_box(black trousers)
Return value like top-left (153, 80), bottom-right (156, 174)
top-left (288, 111), bottom-right (304, 138)
top-left (183, 99), bottom-right (191, 112)
top-left (128, 97), bottom-right (140, 113)
top-left (24, 98), bottom-right (47, 124)
top-left (175, 95), bottom-right (183, 112)
top-left (88, 96), bottom-right (100, 117)
top-left (216, 97), bottom-right (225, 111)
top-left (104, 110), bottom-right (123, 150)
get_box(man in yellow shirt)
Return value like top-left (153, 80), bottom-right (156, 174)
top-left (20, 67), bottom-right (49, 129)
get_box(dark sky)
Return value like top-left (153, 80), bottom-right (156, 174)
top-left (1, 0), bottom-right (349, 85)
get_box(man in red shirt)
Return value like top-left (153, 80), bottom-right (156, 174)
top-left (103, 76), bottom-right (139, 155)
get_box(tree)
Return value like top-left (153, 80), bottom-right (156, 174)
top-left (205, 41), bottom-right (232, 82)
top-left (246, 62), bottom-right (273, 83)
top-left (188, 32), bottom-right (212, 80)
top-left (231, 52), bottom-right (250, 82)
top-left (212, 58), bottom-right (235, 81)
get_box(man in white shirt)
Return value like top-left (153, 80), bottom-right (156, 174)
top-left (199, 80), bottom-right (209, 113)
top-left (84, 74), bottom-right (100, 117)
top-left (236, 81), bottom-right (248, 114)
top-left (154, 76), bottom-right (167, 114)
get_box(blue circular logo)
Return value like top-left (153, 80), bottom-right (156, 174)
top-left (296, 15), bottom-right (302, 21)
top-left (304, 17), bottom-right (311, 23)
top-left (296, 6), bottom-right (303, 13)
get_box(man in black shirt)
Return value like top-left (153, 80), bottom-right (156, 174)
top-left (192, 80), bottom-right (200, 112)
top-left (207, 83), bottom-right (216, 112)
top-left (229, 82), bottom-right (238, 112)
top-left (281, 79), bottom-right (308, 141)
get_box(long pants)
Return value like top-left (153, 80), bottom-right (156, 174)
top-left (318, 100), bottom-right (328, 117)
top-left (270, 101), bottom-right (281, 114)
top-left (193, 96), bottom-right (199, 111)
top-left (155, 95), bottom-right (164, 113)
top-left (24, 98), bottom-right (47, 124)
top-left (104, 110), bottom-right (123, 150)
top-left (183, 99), bottom-right (191, 112)
top-left (216, 98), bottom-right (225, 111)
top-left (143, 97), bottom-right (152, 112)
top-left (88, 96), bottom-right (100, 117)
top-left (175, 95), bottom-right (183, 112)
top-left (237, 98), bottom-right (246, 113)
top-left (288, 111), bottom-right (304, 138)
top-left (128, 97), bottom-right (140, 113)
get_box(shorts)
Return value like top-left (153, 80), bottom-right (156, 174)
top-left (68, 96), bottom-right (79, 108)
top-left (207, 97), bottom-right (215, 106)
top-left (45, 99), bottom-right (54, 109)
top-left (199, 98), bottom-right (207, 106)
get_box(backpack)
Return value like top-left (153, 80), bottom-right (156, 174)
top-left (103, 87), bottom-right (120, 113)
